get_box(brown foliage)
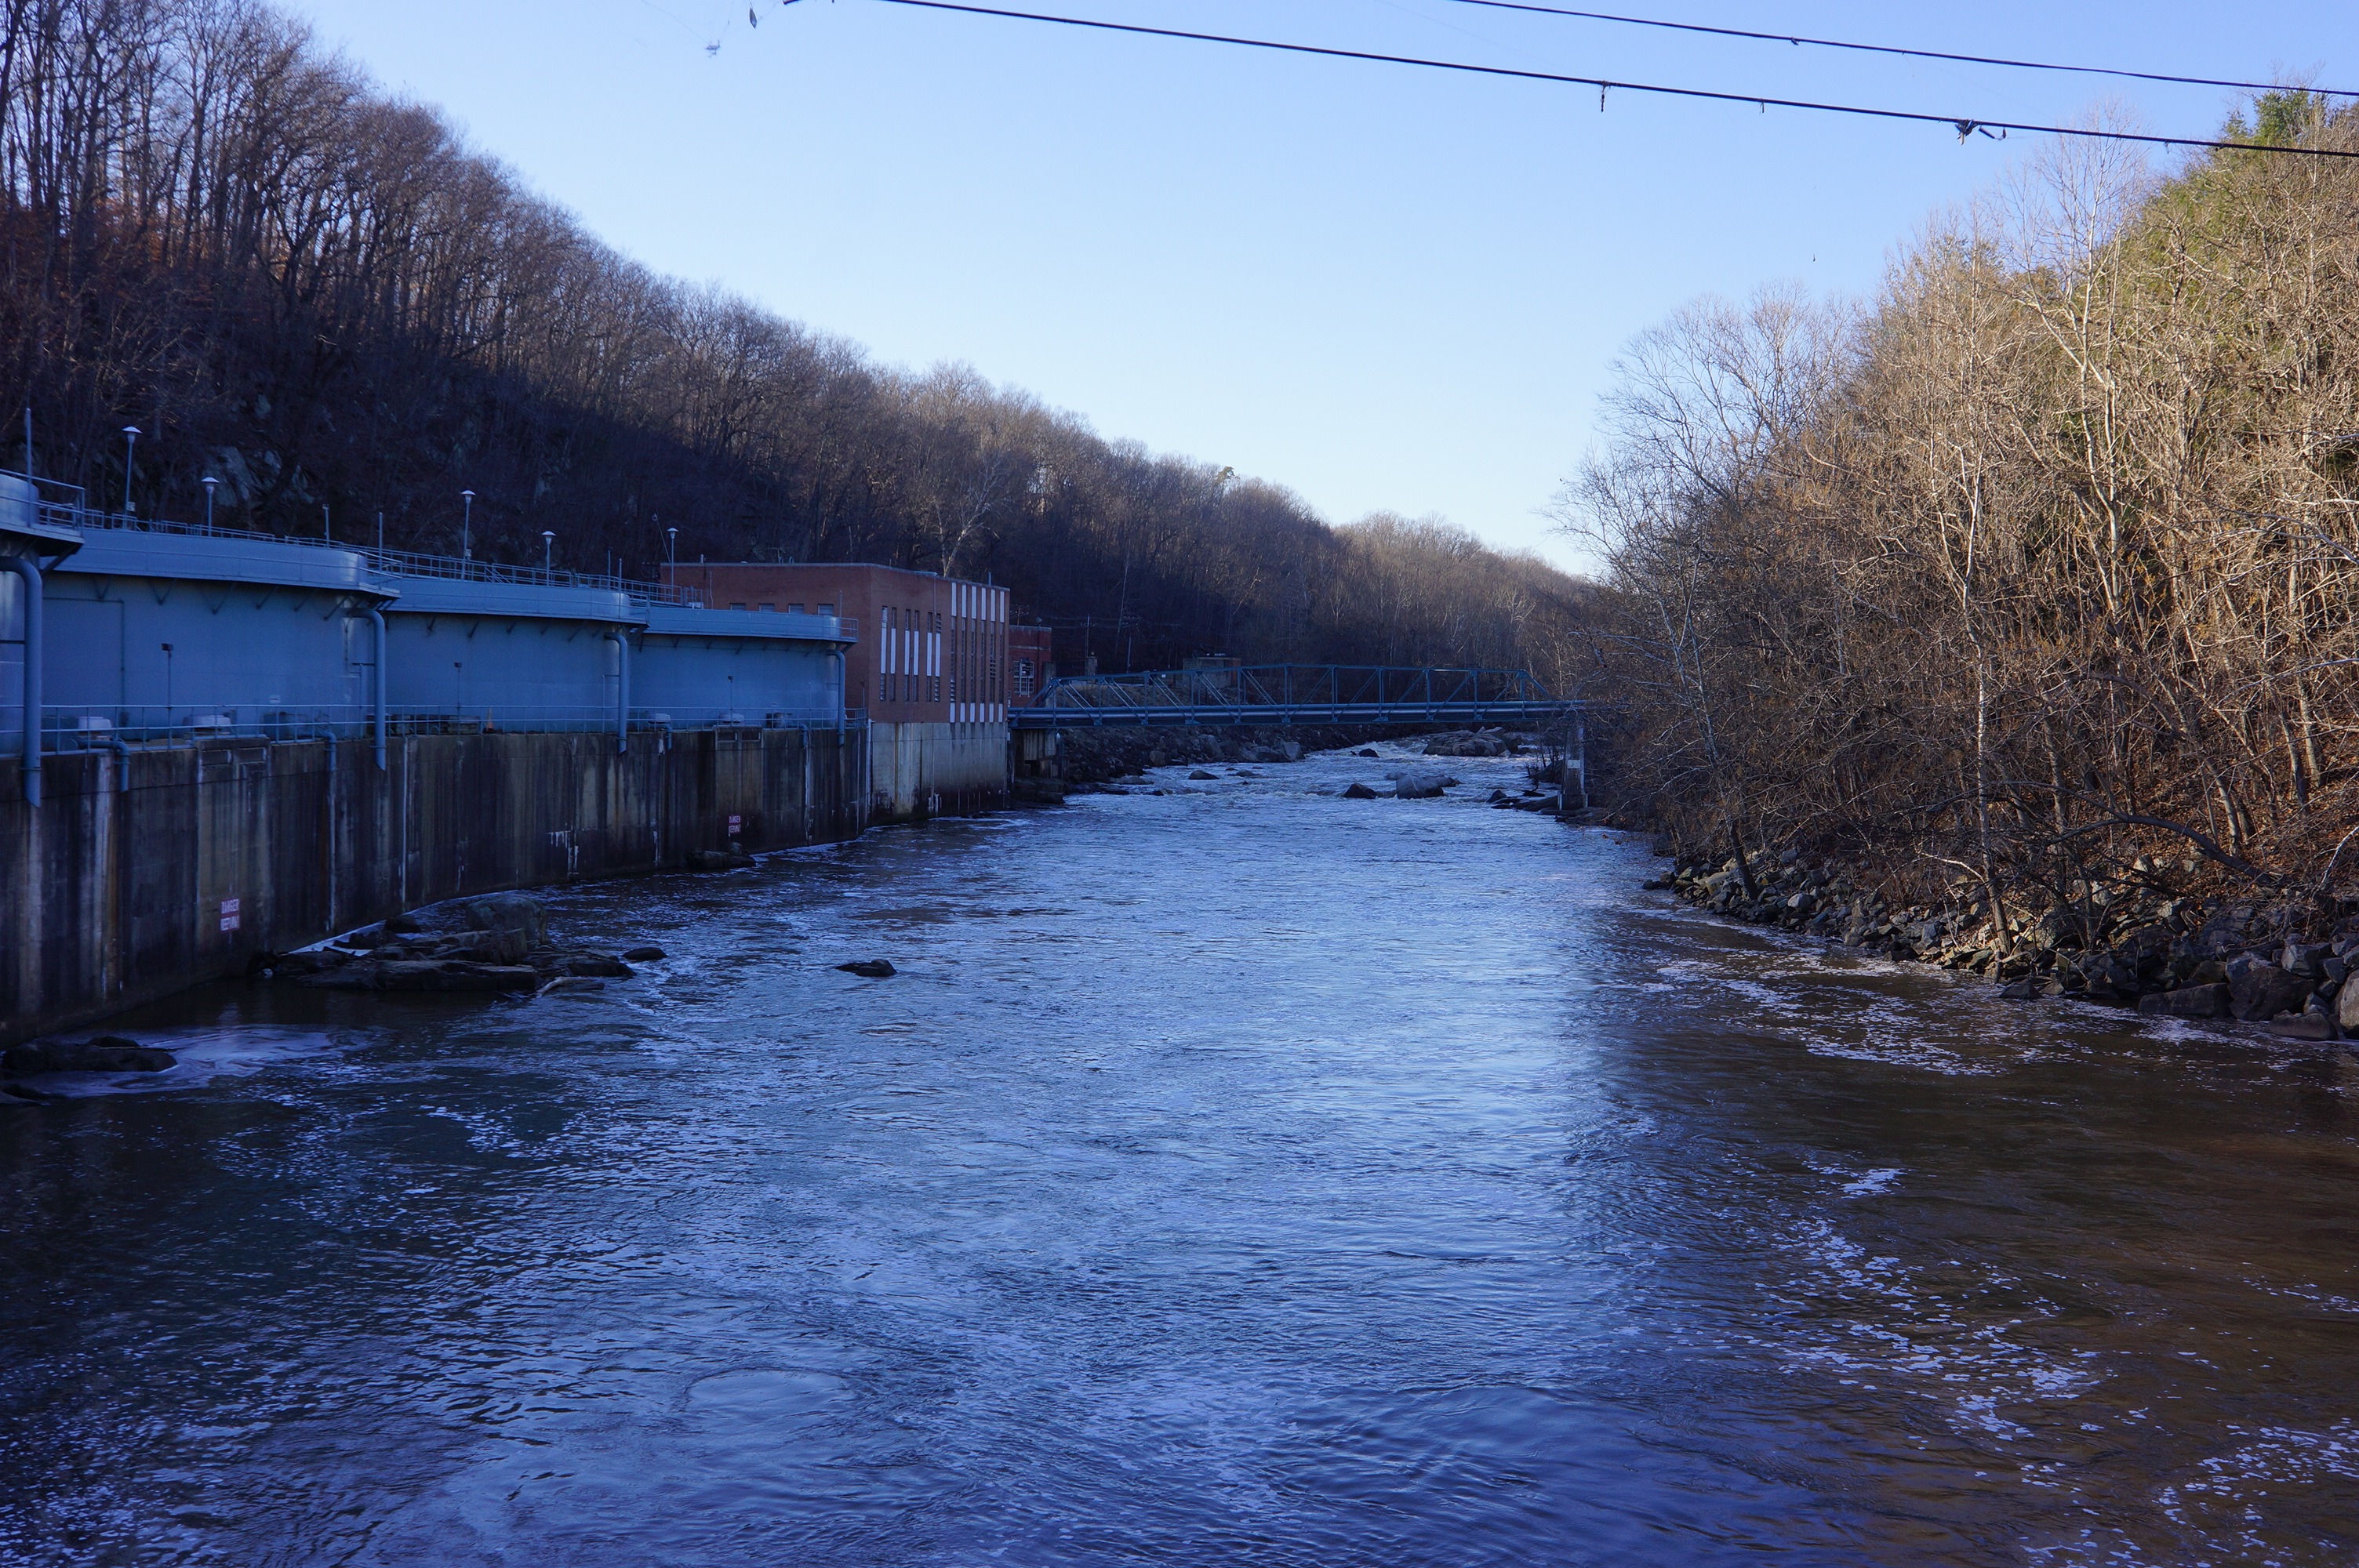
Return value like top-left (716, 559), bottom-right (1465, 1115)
top-left (1564, 99), bottom-right (2359, 928)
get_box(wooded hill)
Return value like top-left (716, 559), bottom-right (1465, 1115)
top-left (1566, 95), bottom-right (2359, 931)
top-left (0, 0), bottom-right (1590, 677)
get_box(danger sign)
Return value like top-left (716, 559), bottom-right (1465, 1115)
top-left (219, 897), bottom-right (242, 932)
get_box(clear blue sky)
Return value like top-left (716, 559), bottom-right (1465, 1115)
top-left (285, 0), bottom-right (2359, 572)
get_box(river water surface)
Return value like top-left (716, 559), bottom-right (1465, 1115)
top-left (5, 744), bottom-right (2359, 1566)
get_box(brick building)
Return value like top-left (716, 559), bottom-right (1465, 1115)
top-left (1009, 622), bottom-right (1053, 706)
top-left (662, 561), bottom-right (1009, 722)
top-left (661, 561), bottom-right (1012, 816)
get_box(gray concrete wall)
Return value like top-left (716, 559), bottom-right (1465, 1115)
top-left (867, 720), bottom-right (1009, 820)
top-left (0, 724), bottom-right (867, 1046)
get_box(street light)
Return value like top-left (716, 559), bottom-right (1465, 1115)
top-left (541, 530), bottom-right (555, 572)
top-left (665, 525), bottom-right (678, 570)
top-left (199, 476), bottom-right (218, 531)
top-left (460, 489), bottom-right (474, 560)
top-left (120, 426), bottom-right (140, 514)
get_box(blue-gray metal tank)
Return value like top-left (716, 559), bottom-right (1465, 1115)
top-left (40, 527), bottom-right (392, 731)
top-left (377, 576), bottom-right (642, 728)
top-left (632, 606), bottom-right (852, 724)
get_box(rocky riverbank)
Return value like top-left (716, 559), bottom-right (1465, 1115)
top-left (1652, 848), bottom-right (2359, 1040)
top-left (253, 892), bottom-right (664, 998)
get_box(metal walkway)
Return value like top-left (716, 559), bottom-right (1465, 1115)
top-left (1011, 664), bottom-right (1586, 729)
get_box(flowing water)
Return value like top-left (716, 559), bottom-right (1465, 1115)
top-left (5, 743), bottom-right (2359, 1566)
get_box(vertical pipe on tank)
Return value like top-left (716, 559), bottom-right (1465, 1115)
top-left (3, 556), bottom-right (41, 806)
top-left (365, 607), bottom-right (387, 770)
top-left (604, 630), bottom-right (631, 753)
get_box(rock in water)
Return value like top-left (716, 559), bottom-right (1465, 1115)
top-left (464, 894), bottom-right (547, 951)
top-left (2137, 983), bottom-right (2233, 1019)
top-left (554, 954), bottom-right (633, 978)
top-left (1391, 767), bottom-right (1450, 800)
top-left (1356, 749), bottom-right (1379, 758)
top-left (621, 946), bottom-right (667, 962)
top-left (1342, 782), bottom-right (1380, 800)
top-left (689, 848), bottom-right (756, 871)
top-left (2, 1036), bottom-right (176, 1073)
top-left (836, 959), bottom-right (896, 978)
top-left (2226, 956), bottom-right (2311, 1023)
top-left (1187, 769), bottom-right (1218, 780)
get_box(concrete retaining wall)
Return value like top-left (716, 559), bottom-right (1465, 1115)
top-left (0, 725), bottom-right (867, 1045)
top-left (868, 720), bottom-right (1009, 820)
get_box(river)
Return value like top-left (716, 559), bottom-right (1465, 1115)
top-left (3, 742), bottom-right (2357, 1566)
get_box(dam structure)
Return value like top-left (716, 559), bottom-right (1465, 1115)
top-left (0, 474), bottom-right (869, 1047)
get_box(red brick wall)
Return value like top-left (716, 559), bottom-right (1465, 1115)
top-left (660, 562), bottom-right (1012, 723)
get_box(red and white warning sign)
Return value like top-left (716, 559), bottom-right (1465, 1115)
top-left (219, 897), bottom-right (242, 933)
top-left (726, 814), bottom-right (743, 835)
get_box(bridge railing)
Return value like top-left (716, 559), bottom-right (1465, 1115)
top-left (1016, 664), bottom-right (1581, 727)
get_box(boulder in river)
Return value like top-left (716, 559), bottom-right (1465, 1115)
top-left (1391, 767), bottom-right (1450, 800)
top-left (1342, 782), bottom-right (1380, 800)
top-left (1356, 749), bottom-right (1379, 758)
top-left (465, 894), bottom-right (547, 951)
top-left (1187, 769), bottom-right (1218, 781)
top-left (2226, 956), bottom-right (2311, 1023)
top-left (2137, 983), bottom-right (2233, 1020)
top-left (307, 959), bottom-right (539, 993)
top-left (2, 1036), bottom-right (176, 1073)
top-left (552, 953), bottom-right (633, 978)
top-left (1423, 731), bottom-right (1510, 758)
top-left (621, 946), bottom-right (667, 962)
top-left (836, 959), bottom-right (896, 978)
top-left (689, 848), bottom-right (757, 871)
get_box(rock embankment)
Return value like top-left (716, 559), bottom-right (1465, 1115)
top-left (255, 893), bottom-right (660, 998)
top-left (1653, 849), bottom-right (2359, 1038)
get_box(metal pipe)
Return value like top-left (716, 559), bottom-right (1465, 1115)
top-left (98, 735), bottom-right (130, 792)
top-left (3, 555), bottom-right (42, 805)
top-left (604, 630), bottom-right (631, 753)
top-left (365, 607), bottom-right (388, 770)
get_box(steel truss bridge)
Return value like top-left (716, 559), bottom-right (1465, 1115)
top-left (1011, 664), bottom-right (1587, 729)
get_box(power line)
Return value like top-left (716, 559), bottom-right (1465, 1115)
top-left (863, 0), bottom-right (2359, 160)
top-left (1427, 0), bottom-right (2359, 102)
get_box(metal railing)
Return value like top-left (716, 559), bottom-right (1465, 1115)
top-left (1016, 663), bottom-right (1583, 728)
top-left (5, 467), bottom-right (705, 607)
top-left (7, 704), bottom-right (866, 749)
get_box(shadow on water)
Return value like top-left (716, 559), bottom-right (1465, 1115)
top-left (5, 742), bottom-right (2358, 1566)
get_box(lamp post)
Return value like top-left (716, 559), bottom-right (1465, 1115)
top-left (665, 525), bottom-right (677, 572)
top-left (542, 530), bottom-right (554, 572)
top-left (200, 476), bottom-right (218, 531)
top-left (120, 426), bottom-right (140, 515)
top-left (460, 489), bottom-right (475, 560)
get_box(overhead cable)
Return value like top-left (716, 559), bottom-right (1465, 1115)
top-left (863, 0), bottom-right (2359, 160)
top-left (1427, 0), bottom-right (2357, 102)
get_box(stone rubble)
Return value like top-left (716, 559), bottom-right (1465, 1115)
top-left (1651, 847), bottom-right (2359, 1039)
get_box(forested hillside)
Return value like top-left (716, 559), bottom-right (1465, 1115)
top-left (0, 0), bottom-right (1590, 676)
top-left (1568, 95), bottom-right (2359, 925)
